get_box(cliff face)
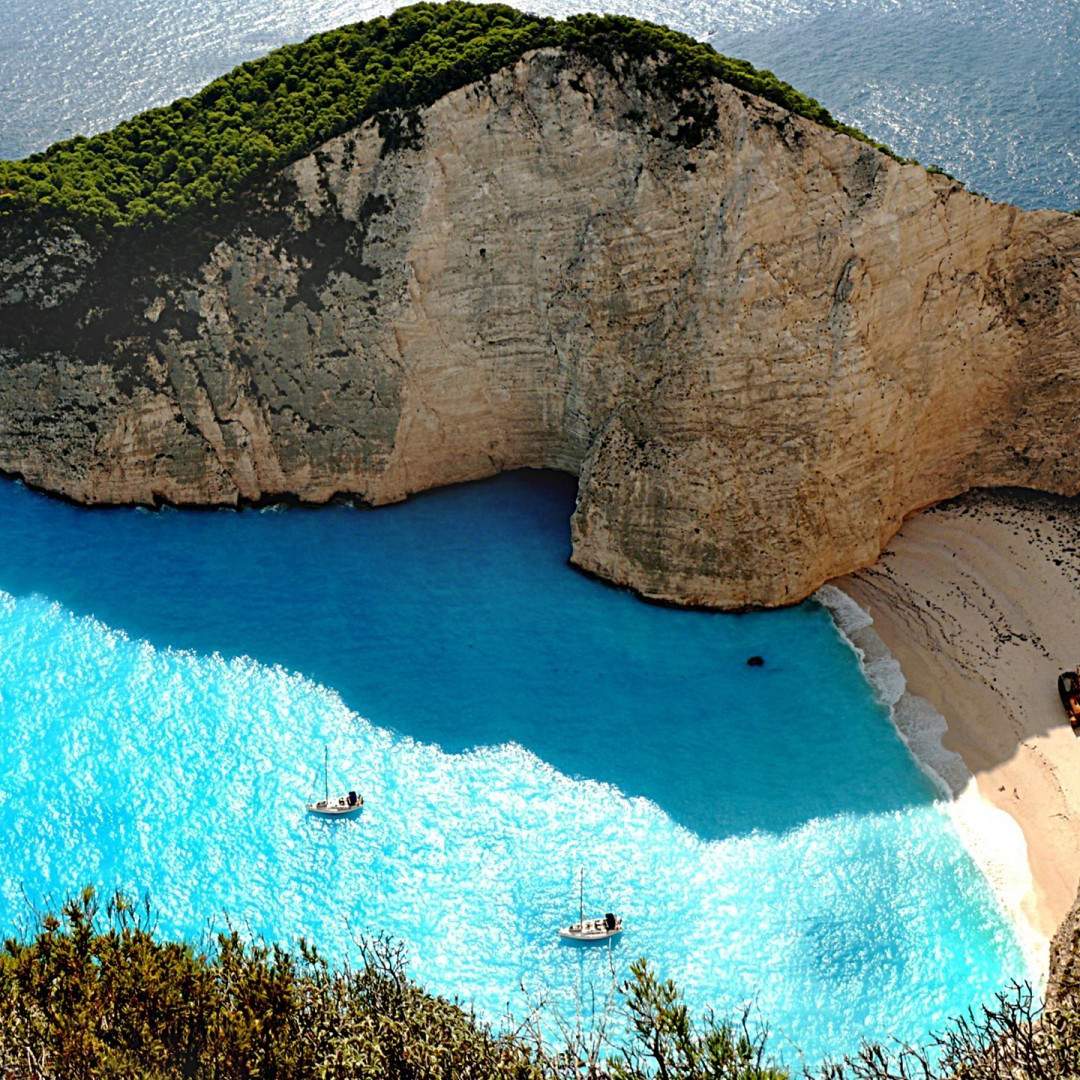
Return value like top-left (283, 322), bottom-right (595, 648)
top-left (2, 49), bottom-right (1079, 608)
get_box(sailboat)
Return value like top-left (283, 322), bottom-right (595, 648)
top-left (306, 745), bottom-right (363, 817)
top-left (558, 868), bottom-right (623, 941)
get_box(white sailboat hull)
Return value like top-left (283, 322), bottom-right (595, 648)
top-left (558, 917), bottom-right (623, 941)
top-left (306, 794), bottom-right (363, 816)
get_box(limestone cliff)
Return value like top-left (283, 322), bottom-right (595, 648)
top-left (2, 47), bottom-right (1079, 608)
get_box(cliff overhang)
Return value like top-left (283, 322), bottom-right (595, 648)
top-left (2, 38), bottom-right (1080, 609)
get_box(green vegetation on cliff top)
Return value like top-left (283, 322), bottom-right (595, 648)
top-left (0, 1), bottom-right (896, 231)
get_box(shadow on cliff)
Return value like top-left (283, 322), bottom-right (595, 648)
top-left (0, 469), bottom-right (940, 842)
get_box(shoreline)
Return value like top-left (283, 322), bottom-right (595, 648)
top-left (820, 488), bottom-right (1080, 985)
top-left (816, 583), bottom-right (1049, 984)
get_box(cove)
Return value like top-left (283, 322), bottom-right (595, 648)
top-left (0, 470), bottom-right (1024, 1063)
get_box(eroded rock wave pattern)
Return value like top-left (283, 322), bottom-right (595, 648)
top-left (2, 49), bottom-right (1079, 607)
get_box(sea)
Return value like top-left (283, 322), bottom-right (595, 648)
top-left (0, 0), bottom-right (1064, 1064)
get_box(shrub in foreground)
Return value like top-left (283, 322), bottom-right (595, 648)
top-left (0, 889), bottom-right (789, 1079)
top-left (0, 889), bottom-right (538, 1078)
top-left (821, 983), bottom-right (1080, 1080)
top-left (0, 889), bottom-right (789, 1078)
top-left (0, 890), bottom-right (1074, 1079)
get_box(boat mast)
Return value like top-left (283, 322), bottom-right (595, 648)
top-left (324, 745), bottom-right (329, 802)
top-left (579, 867), bottom-right (584, 926)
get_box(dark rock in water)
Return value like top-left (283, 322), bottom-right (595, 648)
top-left (747, 656), bottom-right (765, 667)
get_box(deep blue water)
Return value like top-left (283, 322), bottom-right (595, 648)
top-left (1, 0), bottom-right (1077, 209)
top-left (0, 473), bottom-right (1024, 1062)
top-left (0, 473), bottom-right (938, 841)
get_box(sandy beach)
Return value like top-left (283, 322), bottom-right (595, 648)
top-left (827, 489), bottom-right (1080, 975)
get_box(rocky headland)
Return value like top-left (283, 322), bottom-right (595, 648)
top-left (2, 26), bottom-right (1080, 609)
top-left (8, 6), bottom-right (1080, 1064)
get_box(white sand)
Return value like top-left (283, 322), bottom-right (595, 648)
top-left (826, 490), bottom-right (1080, 980)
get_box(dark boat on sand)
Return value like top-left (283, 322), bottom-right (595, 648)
top-left (1058, 669), bottom-right (1080, 727)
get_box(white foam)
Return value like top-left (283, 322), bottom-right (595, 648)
top-left (815, 585), bottom-right (1049, 987)
top-left (816, 584), bottom-right (873, 638)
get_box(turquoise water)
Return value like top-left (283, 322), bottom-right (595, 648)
top-left (0, 472), bottom-right (1023, 1062)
